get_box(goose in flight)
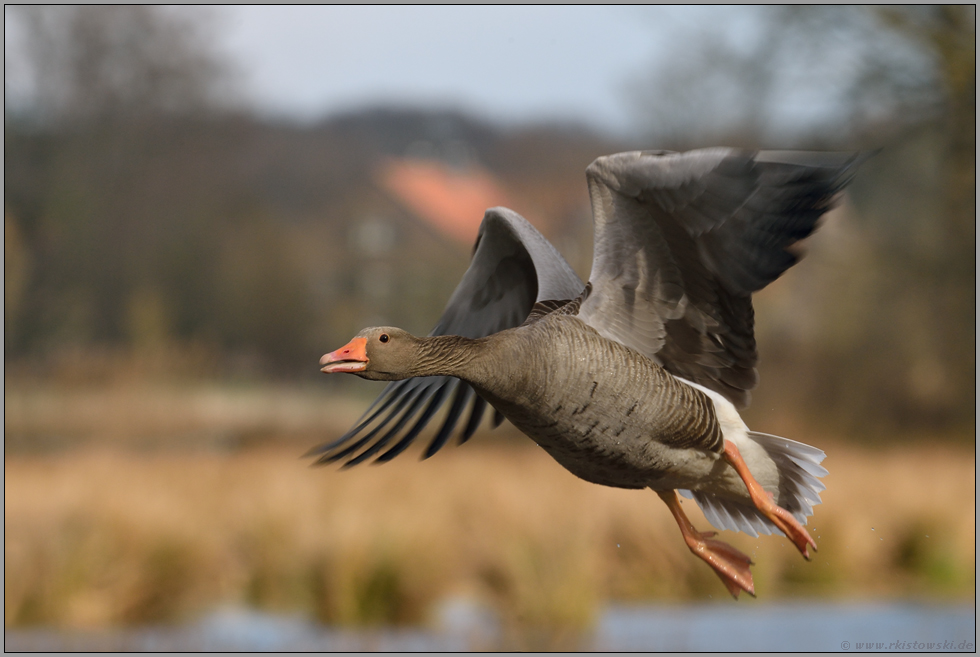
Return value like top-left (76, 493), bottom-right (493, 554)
top-left (312, 148), bottom-right (862, 598)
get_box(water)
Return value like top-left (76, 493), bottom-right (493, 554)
top-left (5, 602), bottom-right (975, 652)
top-left (595, 602), bottom-right (977, 652)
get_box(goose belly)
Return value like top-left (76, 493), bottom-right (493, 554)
top-left (477, 324), bottom-right (723, 490)
top-left (507, 389), bottom-right (720, 490)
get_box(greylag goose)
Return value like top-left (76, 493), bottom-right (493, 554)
top-left (313, 148), bottom-right (862, 598)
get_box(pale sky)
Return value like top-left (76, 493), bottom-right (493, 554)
top-left (6, 6), bottom-right (911, 141)
top-left (212, 6), bottom-right (725, 137)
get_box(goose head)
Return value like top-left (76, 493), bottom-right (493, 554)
top-left (320, 327), bottom-right (420, 381)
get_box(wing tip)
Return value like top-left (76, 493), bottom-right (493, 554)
top-left (306, 380), bottom-right (503, 468)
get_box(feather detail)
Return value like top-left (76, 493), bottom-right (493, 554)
top-left (686, 431), bottom-right (827, 536)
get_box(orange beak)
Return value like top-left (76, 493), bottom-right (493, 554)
top-left (320, 337), bottom-right (368, 373)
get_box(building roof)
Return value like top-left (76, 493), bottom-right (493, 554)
top-left (377, 158), bottom-right (511, 246)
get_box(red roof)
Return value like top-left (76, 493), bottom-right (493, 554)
top-left (377, 158), bottom-right (511, 246)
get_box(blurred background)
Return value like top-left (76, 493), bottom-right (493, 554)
top-left (4, 5), bottom-right (975, 650)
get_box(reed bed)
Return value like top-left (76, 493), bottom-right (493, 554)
top-left (5, 434), bottom-right (974, 637)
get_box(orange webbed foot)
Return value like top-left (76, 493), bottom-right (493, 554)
top-left (688, 530), bottom-right (756, 599)
top-left (762, 494), bottom-right (817, 559)
top-left (658, 490), bottom-right (756, 599)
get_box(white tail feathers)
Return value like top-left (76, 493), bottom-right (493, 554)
top-left (679, 432), bottom-right (827, 538)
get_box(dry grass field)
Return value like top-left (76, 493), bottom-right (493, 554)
top-left (4, 383), bottom-right (976, 638)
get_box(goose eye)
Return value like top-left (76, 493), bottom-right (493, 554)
top-left (379, 333), bottom-right (389, 343)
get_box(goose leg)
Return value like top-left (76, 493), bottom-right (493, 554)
top-left (657, 489), bottom-right (755, 599)
top-left (723, 440), bottom-right (817, 559)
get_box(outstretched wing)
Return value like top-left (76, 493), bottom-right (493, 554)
top-left (577, 149), bottom-right (862, 408)
top-left (308, 206), bottom-right (584, 466)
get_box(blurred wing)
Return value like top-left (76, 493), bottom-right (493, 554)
top-left (577, 148), bottom-right (862, 408)
top-left (309, 206), bottom-right (584, 466)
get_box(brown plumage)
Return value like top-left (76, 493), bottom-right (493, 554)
top-left (313, 148), bottom-right (865, 597)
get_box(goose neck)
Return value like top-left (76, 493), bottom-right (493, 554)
top-left (412, 334), bottom-right (487, 379)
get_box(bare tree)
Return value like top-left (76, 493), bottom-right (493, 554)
top-left (629, 6), bottom-right (948, 148)
top-left (6, 5), bottom-right (235, 125)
